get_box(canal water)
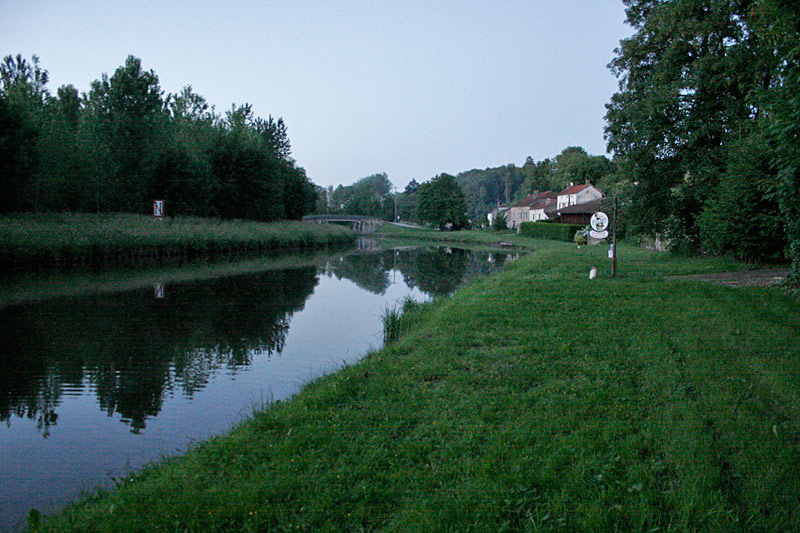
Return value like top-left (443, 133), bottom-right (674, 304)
top-left (0, 244), bottom-right (517, 530)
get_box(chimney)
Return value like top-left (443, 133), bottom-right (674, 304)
top-left (585, 179), bottom-right (591, 185)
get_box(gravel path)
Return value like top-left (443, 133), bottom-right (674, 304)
top-left (669, 269), bottom-right (790, 287)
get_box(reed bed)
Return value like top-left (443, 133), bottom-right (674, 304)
top-left (0, 213), bottom-right (355, 266)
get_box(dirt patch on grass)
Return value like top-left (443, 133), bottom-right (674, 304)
top-left (670, 269), bottom-right (790, 288)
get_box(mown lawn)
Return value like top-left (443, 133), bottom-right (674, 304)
top-left (40, 238), bottom-right (800, 531)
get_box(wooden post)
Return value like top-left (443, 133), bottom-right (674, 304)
top-left (611, 196), bottom-right (618, 278)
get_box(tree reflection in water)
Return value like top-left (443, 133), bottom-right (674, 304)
top-left (0, 267), bottom-right (318, 434)
top-left (327, 246), bottom-right (514, 298)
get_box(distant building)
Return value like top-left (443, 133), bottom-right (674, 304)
top-left (557, 198), bottom-right (604, 225)
top-left (506, 191), bottom-right (557, 229)
top-left (530, 196), bottom-right (559, 222)
top-left (556, 181), bottom-right (603, 210)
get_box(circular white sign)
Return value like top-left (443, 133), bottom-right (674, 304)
top-left (590, 212), bottom-right (608, 232)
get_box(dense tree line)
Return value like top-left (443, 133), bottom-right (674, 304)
top-left (0, 54), bottom-right (316, 220)
top-left (316, 171), bottom-right (469, 231)
top-left (605, 0), bottom-right (800, 282)
top-left (454, 147), bottom-right (620, 220)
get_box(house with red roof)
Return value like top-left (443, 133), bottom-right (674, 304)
top-left (556, 180), bottom-right (603, 210)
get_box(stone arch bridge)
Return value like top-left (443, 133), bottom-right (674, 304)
top-left (302, 215), bottom-right (386, 235)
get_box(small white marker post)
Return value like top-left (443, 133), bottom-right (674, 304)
top-left (153, 199), bottom-right (164, 219)
top-left (154, 283), bottom-right (165, 299)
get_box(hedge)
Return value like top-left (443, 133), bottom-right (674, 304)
top-left (519, 221), bottom-right (585, 242)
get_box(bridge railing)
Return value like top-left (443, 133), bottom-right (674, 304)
top-left (302, 215), bottom-right (386, 235)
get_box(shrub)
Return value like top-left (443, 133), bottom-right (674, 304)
top-left (492, 212), bottom-right (508, 231)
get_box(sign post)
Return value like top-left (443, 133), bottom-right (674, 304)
top-left (611, 197), bottom-right (618, 278)
top-left (153, 200), bottom-right (164, 219)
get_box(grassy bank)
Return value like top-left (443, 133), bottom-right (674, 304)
top-left (377, 223), bottom-right (535, 249)
top-left (0, 213), bottom-right (355, 266)
top-left (41, 239), bottom-right (800, 531)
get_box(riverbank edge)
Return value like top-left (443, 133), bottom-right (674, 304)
top-left (39, 235), bottom-right (800, 531)
top-left (0, 247), bottom-right (349, 309)
top-left (0, 213), bottom-right (356, 268)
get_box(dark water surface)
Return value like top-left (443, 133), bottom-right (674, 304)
top-left (0, 245), bottom-right (518, 530)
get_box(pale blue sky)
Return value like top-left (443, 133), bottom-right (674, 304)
top-left (1, 1), bottom-right (632, 189)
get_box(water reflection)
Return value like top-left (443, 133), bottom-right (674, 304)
top-left (326, 246), bottom-right (516, 298)
top-left (0, 246), bottom-right (517, 438)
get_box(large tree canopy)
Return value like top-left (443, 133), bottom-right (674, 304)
top-left (416, 173), bottom-right (468, 230)
top-left (605, 0), bottom-right (798, 281)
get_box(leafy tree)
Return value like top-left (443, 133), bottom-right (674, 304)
top-left (211, 110), bottom-right (283, 221)
top-left (281, 163), bottom-right (317, 220)
top-left (328, 173), bottom-right (393, 218)
top-left (417, 173), bottom-right (468, 230)
top-left (0, 94), bottom-right (35, 213)
top-left (699, 131), bottom-right (785, 261)
top-left (155, 86), bottom-right (218, 216)
top-left (314, 185), bottom-right (332, 214)
top-left (396, 178), bottom-right (419, 221)
top-left (605, 0), bottom-right (775, 250)
top-left (254, 115), bottom-right (291, 161)
top-left (552, 146), bottom-right (590, 189)
top-left (86, 55), bottom-right (166, 212)
top-left (455, 164), bottom-right (525, 220)
top-left (36, 84), bottom-right (85, 210)
top-left (522, 157), bottom-right (556, 194)
top-left (0, 54), bottom-right (49, 212)
top-left (758, 0), bottom-right (800, 283)
top-left (605, 0), bottom-right (800, 280)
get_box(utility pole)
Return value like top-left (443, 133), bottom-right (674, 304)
top-left (394, 187), bottom-right (398, 222)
